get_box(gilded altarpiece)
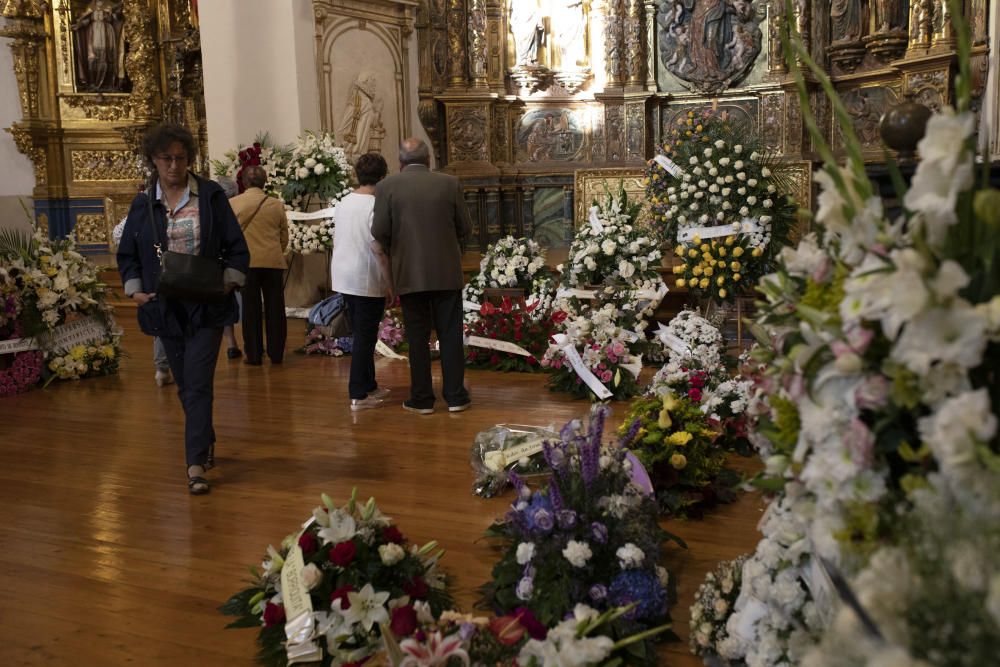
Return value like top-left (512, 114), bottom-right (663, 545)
top-left (1, 0), bottom-right (206, 251)
top-left (412, 0), bottom-right (992, 251)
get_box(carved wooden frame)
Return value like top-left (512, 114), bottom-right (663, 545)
top-left (572, 166), bottom-right (650, 228)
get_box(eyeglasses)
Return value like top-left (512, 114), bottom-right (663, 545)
top-left (154, 154), bottom-right (189, 165)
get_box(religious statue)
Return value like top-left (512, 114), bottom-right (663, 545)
top-left (71, 0), bottom-right (127, 92)
top-left (510, 0), bottom-right (544, 66)
top-left (335, 72), bottom-right (384, 163)
top-left (873, 0), bottom-right (908, 33)
top-left (552, 0), bottom-right (587, 69)
top-left (658, 0), bottom-right (762, 94)
top-left (831, 0), bottom-right (864, 44)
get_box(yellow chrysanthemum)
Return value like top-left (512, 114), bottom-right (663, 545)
top-left (733, 246), bottom-right (744, 257)
top-left (719, 288), bottom-right (728, 298)
top-left (752, 247), bottom-right (763, 257)
top-left (688, 249), bottom-right (699, 258)
top-left (70, 345), bottom-right (86, 360)
top-left (692, 265), bottom-right (703, 276)
top-left (733, 273), bottom-right (742, 281)
top-left (725, 236), bottom-right (735, 246)
top-left (101, 345), bottom-right (116, 359)
top-left (699, 243), bottom-right (710, 253)
top-left (670, 453), bottom-right (688, 469)
top-left (676, 278), bottom-right (686, 288)
top-left (675, 245), bottom-right (685, 256)
top-left (717, 276), bottom-right (726, 286)
top-left (699, 277), bottom-right (709, 289)
top-left (717, 247), bottom-right (727, 257)
top-left (730, 261), bottom-right (742, 271)
top-left (692, 235), bottom-right (701, 245)
top-left (703, 266), bottom-right (714, 277)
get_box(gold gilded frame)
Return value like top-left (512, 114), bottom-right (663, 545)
top-left (572, 167), bottom-right (651, 229)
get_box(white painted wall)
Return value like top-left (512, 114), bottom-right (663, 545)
top-left (0, 27), bottom-right (36, 231)
top-left (0, 30), bottom-right (37, 195)
top-left (200, 0), bottom-right (321, 159)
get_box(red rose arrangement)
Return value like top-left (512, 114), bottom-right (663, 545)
top-left (465, 297), bottom-right (563, 373)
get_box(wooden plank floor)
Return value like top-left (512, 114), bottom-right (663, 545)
top-left (0, 314), bottom-right (762, 666)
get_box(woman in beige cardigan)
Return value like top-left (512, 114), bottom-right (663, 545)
top-left (230, 166), bottom-right (289, 365)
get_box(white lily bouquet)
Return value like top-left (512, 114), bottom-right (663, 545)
top-left (287, 215), bottom-right (335, 254)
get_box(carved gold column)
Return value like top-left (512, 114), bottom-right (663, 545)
top-left (603, 0), bottom-right (625, 88)
top-left (446, 0), bottom-right (466, 88)
top-left (643, 0), bottom-right (656, 90)
top-left (123, 1), bottom-right (160, 121)
top-left (467, 0), bottom-right (488, 89)
top-left (931, 0), bottom-right (955, 49)
top-left (907, 0), bottom-right (933, 54)
top-left (624, 0), bottom-right (643, 88)
top-left (767, 0), bottom-right (787, 75)
top-left (485, 0), bottom-right (505, 91)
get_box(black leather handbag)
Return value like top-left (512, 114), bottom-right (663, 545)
top-left (148, 186), bottom-right (227, 303)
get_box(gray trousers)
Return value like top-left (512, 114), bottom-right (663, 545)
top-left (153, 337), bottom-right (170, 372)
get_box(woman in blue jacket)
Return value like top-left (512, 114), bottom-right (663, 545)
top-left (117, 123), bottom-right (250, 495)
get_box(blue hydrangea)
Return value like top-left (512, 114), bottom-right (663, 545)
top-left (609, 570), bottom-right (668, 621)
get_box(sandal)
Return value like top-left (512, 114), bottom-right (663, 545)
top-left (187, 465), bottom-right (210, 495)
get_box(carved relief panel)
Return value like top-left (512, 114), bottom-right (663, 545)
top-left (448, 105), bottom-right (490, 162)
top-left (515, 107), bottom-right (588, 163)
top-left (314, 3), bottom-right (415, 168)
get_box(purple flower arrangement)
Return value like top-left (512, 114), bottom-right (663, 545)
top-left (480, 406), bottom-right (683, 657)
top-left (0, 349), bottom-right (42, 396)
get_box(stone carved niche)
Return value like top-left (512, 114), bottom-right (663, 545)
top-left (657, 0), bottom-right (763, 94)
top-left (314, 2), bottom-right (415, 169)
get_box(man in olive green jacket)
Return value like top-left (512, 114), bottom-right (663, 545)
top-left (371, 138), bottom-right (472, 414)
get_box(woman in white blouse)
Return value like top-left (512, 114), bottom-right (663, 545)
top-left (331, 153), bottom-right (393, 410)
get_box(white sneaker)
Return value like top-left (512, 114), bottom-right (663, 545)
top-left (351, 396), bottom-right (385, 411)
top-left (368, 387), bottom-right (391, 400)
top-left (155, 369), bottom-right (173, 387)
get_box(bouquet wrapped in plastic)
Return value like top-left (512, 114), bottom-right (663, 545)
top-left (470, 424), bottom-right (558, 497)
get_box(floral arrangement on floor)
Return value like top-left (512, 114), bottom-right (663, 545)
top-left (540, 300), bottom-right (645, 401)
top-left (649, 311), bottom-right (754, 455)
top-left (299, 326), bottom-right (353, 357)
top-left (696, 9), bottom-right (1000, 666)
top-left (466, 298), bottom-right (560, 372)
top-left (689, 555), bottom-right (746, 659)
top-left (210, 132), bottom-right (291, 197)
top-left (618, 391), bottom-right (736, 517)
top-left (480, 406), bottom-right (680, 664)
top-left (378, 306), bottom-right (408, 353)
top-left (0, 226), bottom-right (121, 394)
top-left (287, 217), bottom-right (335, 254)
top-left (646, 109), bottom-right (796, 304)
top-left (383, 602), bottom-right (672, 667)
top-left (221, 489), bottom-right (453, 667)
top-left (281, 131), bottom-right (354, 211)
top-left (462, 236), bottom-right (557, 326)
top-left (560, 185), bottom-right (663, 290)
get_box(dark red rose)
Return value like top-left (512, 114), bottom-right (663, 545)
top-left (480, 302), bottom-right (497, 316)
top-left (382, 526), bottom-right (405, 544)
top-left (330, 584), bottom-right (354, 609)
top-left (298, 531), bottom-right (319, 555)
top-left (389, 604), bottom-right (418, 636)
top-left (514, 607), bottom-right (548, 640)
top-left (402, 576), bottom-right (429, 599)
top-left (687, 388), bottom-right (702, 402)
top-left (263, 602), bottom-right (286, 628)
top-left (329, 540), bottom-right (357, 567)
top-left (514, 331), bottom-right (523, 341)
top-left (490, 354), bottom-right (501, 365)
top-left (527, 356), bottom-right (537, 366)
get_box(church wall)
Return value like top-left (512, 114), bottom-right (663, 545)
top-left (0, 38), bottom-right (36, 233)
top-left (200, 0), bottom-right (322, 159)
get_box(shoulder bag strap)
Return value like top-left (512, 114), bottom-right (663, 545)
top-left (239, 195), bottom-right (269, 233)
top-left (147, 183), bottom-right (163, 259)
